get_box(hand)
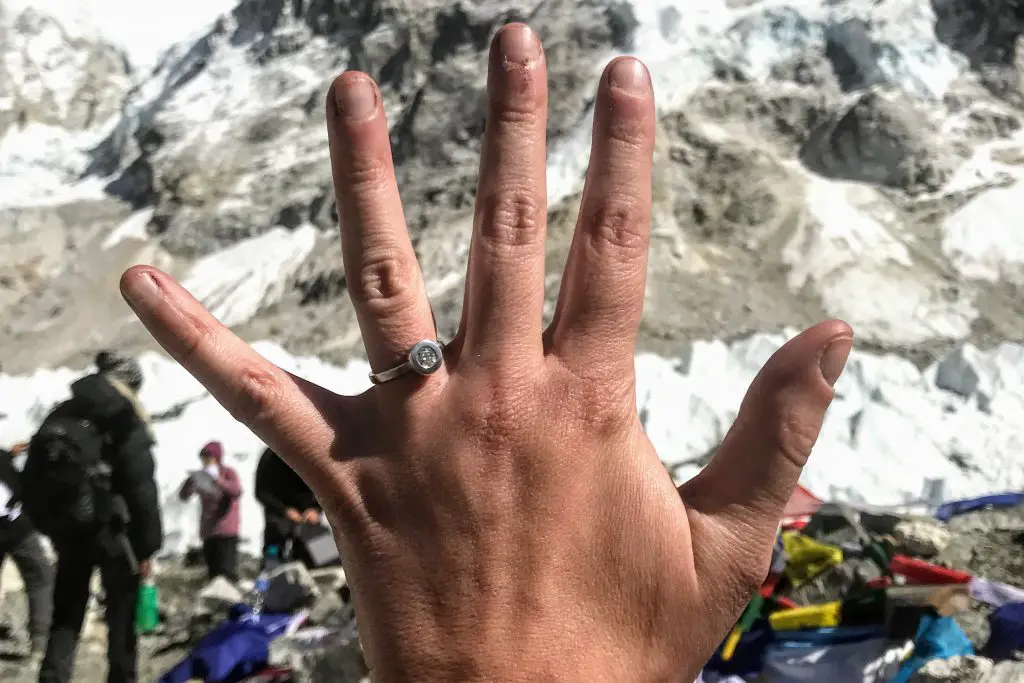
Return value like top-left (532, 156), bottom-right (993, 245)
top-left (302, 509), bottom-right (321, 524)
top-left (138, 559), bottom-right (153, 579)
top-left (285, 508), bottom-right (303, 524)
top-left (120, 23), bottom-right (852, 682)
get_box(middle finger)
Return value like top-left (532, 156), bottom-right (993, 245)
top-left (461, 24), bottom-right (549, 366)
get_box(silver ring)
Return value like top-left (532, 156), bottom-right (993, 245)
top-left (369, 339), bottom-right (445, 385)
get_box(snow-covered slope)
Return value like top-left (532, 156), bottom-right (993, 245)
top-left (1, 0), bottom-right (1024, 554)
top-left (1, 335), bottom-right (1021, 556)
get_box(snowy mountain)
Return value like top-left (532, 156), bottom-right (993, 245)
top-left (0, 0), bottom-right (1023, 554)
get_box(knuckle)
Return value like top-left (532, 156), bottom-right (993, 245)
top-left (345, 157), bottom-right (391, 193)
top-left (772, 407), bottom-right (820, 468)
top-left (573, 381), bottom-right (635, 435)
top-left (227, 363), bottom-right (285, 432)
top-left (458, 379), bottom-right (534, 438)
top-left (605, 115), bottom-right (649, 149)
top-left (477, 188), bottom-right (544, 249)
top-left (351, 248), bottom-right (417, 315)
top-left (583, 198), bottom-right (649, 257)
top-left (491, 103), bottom-right (541, 128)
top-left (174, 306), bottom-right (219, 366)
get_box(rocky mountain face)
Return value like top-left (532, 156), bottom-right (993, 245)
top-left (1, 0), bottom-right (1024, 373)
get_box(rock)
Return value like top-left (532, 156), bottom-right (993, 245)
top-left (4, 0), bottom-right (1024, 369)
top-left (932, 0), bottom-right (1024, 68)
top-left (935, 504), bottom-right (1024, 648)
top-left (909, 656), bottom-right (1024, 683)
top-left (893, 519), bottom-right (955, 558)
top-left (196, 576), bottom-right (244, 617)
top-left (307, 589), bottom-right (344, 627)
top-left (306, 567), bottom-right (352, 627)
top-left (0, 7), bottom-right (131, 137)
top-left (986, 660), bottom-right (1024, 683)
top-left (801, 88), bottom-right (959, 194)
top-left (264, 562), bottom-right (320, 614)
top-left (910, 655), bottom-right (993, 683)
top-left (934, 345), bottom-right (993, 403)
top-left (268, 626), bottom-right (367, 683)
top-left (308, 567), bottom-right (348, 595)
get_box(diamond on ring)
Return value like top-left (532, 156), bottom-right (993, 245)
top-left (368, 339), bottom-right (446, 385)
top-left (408, 340), bottom-right (443, 375)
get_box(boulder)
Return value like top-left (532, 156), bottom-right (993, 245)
top-left (308, 567), bottom-right (347, 595)
top-left (196, 576), bottom-right (244, 617)
top-left (268, 626), bottom-right (367, 683)
top-left (910, 655), bottom-right (992, 683)
top-left (893, 519), bottom-right (954, 558)
top-left (307, 590), bottom-right (345, 627)
top-left (909, 656), bottom-right (1024, 683)
top-left (986, 660), bottom-right (1024, 683)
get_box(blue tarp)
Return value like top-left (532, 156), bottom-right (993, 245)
top-left (760, 634), bottom-right (900, 682)
top-left (986, 601), bottom-right (1024, 661)
top-left (934, 493), bottom-right (1024, 522)
top-left (702, 623), bottom-right (888, 679)
top-left (891, 615), bottom-right (973, 683)
top-left (159, 605), bottom-right (299, 683)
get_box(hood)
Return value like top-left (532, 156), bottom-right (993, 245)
top-left (69, 374), bottom-right (151, 427)
top-left (70, 374), bottom-right (133, 420)
top-left (200, 441), bottom-right (224, 464)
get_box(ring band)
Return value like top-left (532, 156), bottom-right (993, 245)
top-left (369, 339), bottom-right (446, 385)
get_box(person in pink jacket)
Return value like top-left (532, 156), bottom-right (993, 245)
top-left (178, 442), bottom-right (242, 581)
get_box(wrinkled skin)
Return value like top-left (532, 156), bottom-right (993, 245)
top-left (121, 23), bottom-right (852, 683)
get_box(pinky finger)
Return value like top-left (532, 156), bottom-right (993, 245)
top-left (119, 265), bottom-right (347, 480)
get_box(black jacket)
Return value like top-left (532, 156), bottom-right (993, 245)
top-left (0, 450), bottom-right (33, 548)
top-left (49, 373), bottom-right (163, 559)
top-left (255, 449), bottom-right (320, 531)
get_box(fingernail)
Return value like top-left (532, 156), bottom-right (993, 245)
top-left (497, 24), bottom-right (540, 64)
top-left (819, 337), bottom-right (853, 387)
top-left (123, 271), bottom-right (163, 311)
top-left (334, 76), bottom-right (376, 120)
top-left (609, 58), bottom-right (649, 94)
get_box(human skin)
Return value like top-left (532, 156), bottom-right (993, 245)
top-left (120, 22), bottom-right (853, 683)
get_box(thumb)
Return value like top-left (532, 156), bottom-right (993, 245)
top-left (679, 321), bottom-right (852, 578)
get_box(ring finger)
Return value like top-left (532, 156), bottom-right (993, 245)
top-left (327, 72), bottom-right (439, 378)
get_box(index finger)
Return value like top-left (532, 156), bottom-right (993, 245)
top-left (120, 266), bottom-right (348, 480)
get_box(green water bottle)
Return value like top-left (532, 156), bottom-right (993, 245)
top-left (135, 579), bottom-right (160, 634)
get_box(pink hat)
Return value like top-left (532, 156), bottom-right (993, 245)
top-left (200, 441), bottom-right (224, 463)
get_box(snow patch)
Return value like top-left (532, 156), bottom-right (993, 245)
top-left (0, 122), bottom-right (108, 209)
top-left (2, 0), bottom-right (237, 74)
top-left (103, 207), bottom-right (155, 248)
top-left (181, 224), bottom-right (319, 328)
top-left (942, 182), bottom-right (1024, 285)
top-left (786, 176), bottom-right (977, 345)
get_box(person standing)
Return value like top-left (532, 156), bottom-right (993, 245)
top-left (254, 448), bottom-right (321, 566)
top-left (178, 441), bottom-right (242, 582)
top-left (0, 443), bottom-right (54, 662)
top-left (24, 351), bottom-right (163, 683)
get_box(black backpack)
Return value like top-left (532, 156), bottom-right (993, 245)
top-left (22, 411), bottom-right (115, 542)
